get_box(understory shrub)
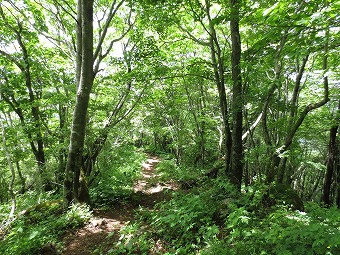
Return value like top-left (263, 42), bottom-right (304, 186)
top-left (144, 177), bottom-right (239, 253)
top-left (201, 203), bottom-right (340, 255)
top-left (108, 223), bottom-right (151, 255)
top-left (156, 157), bottom-right (207, 184)
top-left (90, 145), bottom-right (146, 205)
top-left (130, 176), bottom-right (340, 255)
top-left (0, 201), bottom-right (91, 255)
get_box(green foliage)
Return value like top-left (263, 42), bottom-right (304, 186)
top-left (108, 223), bottom-right (151, 255)
top-left (243, 182), bottom-right (304, 212)
top-left (0, 0), bottom-right (339, 253)
top-left (64, 203), bottom-right (92, 229)
top-left (156, 157), bottom-right (209, 184)
top-left (143, 177), bottom-right (238, 253)
top-left (114, 177), bottom-right (339, 255)
top-left (202, 203), bottom-right (340, 255)
top-left (0, 199), bottom-right (92, 255)
top-left (90, 145), bottom-right (146, 205)
top-left (156, 157), bottom-right (188, 180)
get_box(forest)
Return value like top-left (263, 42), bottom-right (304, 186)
top-left (0, 0), bottom-right (339, 254)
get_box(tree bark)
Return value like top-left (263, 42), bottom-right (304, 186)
top-left (204, 0), bottom-right (232, 175)
top-left (0, 114), bottom-right (16, 218)
top-left (230, 0), bottom-right (243, 189)
top-left (0, 7), bottom-right (50, 190)
top-left (64, 0), bottom-right (93, 206)
top-left (337, 134), bottom-right (340, 208)
top-left (16, 161), bottom-right (26, 194)
top-left (322, 125), bottom-right (339, 206)
top-left (76, 0), bottom-right (82, 88)
top-left (267, 28), bottom-right (329, 183)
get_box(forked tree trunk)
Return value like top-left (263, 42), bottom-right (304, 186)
top-left (64, 0), bottom-right (93, 207)
top-left (204, 0), bottom-right (232, 175)
top-left (267, 29), bottom-right (330, 183)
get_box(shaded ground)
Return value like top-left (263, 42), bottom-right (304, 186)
top-left (61, 156), bottom-right (177, 255)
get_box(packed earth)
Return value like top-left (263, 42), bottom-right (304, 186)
top-left (62, 156), bottom-right (176, 255)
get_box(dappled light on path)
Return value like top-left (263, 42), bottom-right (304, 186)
top-left (62, 155), bottom-right (174, 255)
top-left (62, 206), bottom-right (134, 255)
top-left (134, 156), bottom-right (178, 195)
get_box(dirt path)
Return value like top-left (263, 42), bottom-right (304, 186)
top-left (61, 156), bottom-right (175, 255)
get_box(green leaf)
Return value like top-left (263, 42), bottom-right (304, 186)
top-left (28, 230), bottom-right (39, 240)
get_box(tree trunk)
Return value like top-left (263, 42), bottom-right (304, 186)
top-left (322, 125), bottom-right (338, 206)
top-left (16, 161), bottom-right (26, 194)
top-left (76, 0), bottom-right (82, 88)
top-left (230, 0), bottom-right (243, 189)
top-left (0, 115), bottom-right (16, 218)
top-left (204, 0), bottom-right (232, 175)
top-left (337, 143), bottom-right (340, 208)
top-left (64, 0), bottom-right (93, 206)
top-left (0, 8), bottom-right (50, 191)
top-left (267, 29), bottom-right (329, 183)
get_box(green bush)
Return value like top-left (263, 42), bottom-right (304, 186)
top-left (134, 177), bottom-right (340, 255)
top-left (90, 145), bottom-right (146, 205)
top-left (107, 223), bottom-right (151, 255)
top-left (156, 157), bottom-right (206, 183)
top-left (201, 203), bottom-right (340, 255)
top-left (144, 177), bottom-right (238, 253)
top-left (0, 201), bottom-right (92, 255)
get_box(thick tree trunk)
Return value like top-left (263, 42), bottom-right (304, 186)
top-left (230, 0), bottom-right (243, 189)
top-left (64, 0), bottom-right (93, 206)
top-left (76, 0), bottom-right (82, 87)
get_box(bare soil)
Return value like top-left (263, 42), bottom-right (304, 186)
top-left (61, 156), bottom-right (177, 255)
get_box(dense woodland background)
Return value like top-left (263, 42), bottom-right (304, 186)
top-left (0, 0), bottom-right (339, 254)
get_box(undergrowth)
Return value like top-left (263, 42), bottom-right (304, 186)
top-left (201, 202), bottom-right (340, 255)
top-left (156, 157), bottom-right (206, 184)
top-left (90, 144), bottom-right (146, 206)
top-left (0, 197), bottom-right (91, 255)
top-left (2, 150), bottom-right (339, 255)
top-left (106, 169), bottom-right (340, 255)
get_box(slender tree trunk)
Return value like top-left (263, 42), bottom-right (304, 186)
top-left (19, 24), bottom-right (50, 191)
top-left (16, 161), bottom-right (26, 194)
top-left (64, 0), bottom-right (93, 206)
top-left (230, 0), bottom-right (243, 189)
top-left (204, 0), bottom-right (232, 174)
top-left (322, 125), bottom-right (339, 206)
top-left (0, 8), bottom-right (50, 190)
top-left (0, 115), bottom-right (16, 218)
top-left (57, 102), bottom-right (67, 185)
top-left (267, 29), bottom-right (329, 183)
top-left (336, 142), bottom-right (340, 208)
top-left (261, 34), bottom-right (286, 181)
top-left (199, 83), bottom-right (206, 165)
top-left (276, 56), bottom-right (309, 184)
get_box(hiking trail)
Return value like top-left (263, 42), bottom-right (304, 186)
top-left (61, 155), bottom-right (176, 255)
